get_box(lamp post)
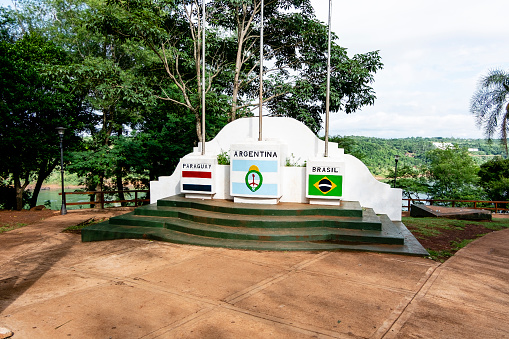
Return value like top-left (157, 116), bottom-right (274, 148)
top-left (56, 127), bottom-right (67, 215)
top-left (393, 155), bottom-right (400, 188)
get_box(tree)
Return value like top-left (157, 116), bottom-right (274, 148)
top-left (0, 32), bottom-right (86, 209)
top-left (470, 69), bottom-right (509, 153)
top-left (94, 0), bottom-right (230, 142)
top-left (30, 0), bottom-right (163, 203)
top-left (328, 135), bottom-right (365, 161)
top-left (425, 146), bottom-right (484, 201)
top-left (97, 0), bottom-right (383, 135)
top-left (386, 165), bottom-right (428, 200)
top-left (478, 157), bottom-right (509, 202)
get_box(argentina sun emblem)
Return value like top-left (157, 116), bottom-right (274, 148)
top-left (245, 165), bottom-right (263, 192)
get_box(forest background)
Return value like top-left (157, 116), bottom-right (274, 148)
top-left (1, 0), bottom-right (508, 210)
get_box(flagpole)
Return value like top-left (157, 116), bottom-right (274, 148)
top-left (201, 0), bottom-right (206, 155)
top-left (325, 0), bottom-right (332, 157)
top-left (258, 0), bottom-right (264, 142)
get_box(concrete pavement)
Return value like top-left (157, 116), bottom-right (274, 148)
top-left (1, 209), bottom-right (508, 338)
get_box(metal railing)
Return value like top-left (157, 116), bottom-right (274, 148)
top-left (59, 190), bottom-right (150, 209)
top-left (403, 198), bottom-right (509, 213)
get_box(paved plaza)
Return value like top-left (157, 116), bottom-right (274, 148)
top-left (1, 209), bottom-right (508, 338)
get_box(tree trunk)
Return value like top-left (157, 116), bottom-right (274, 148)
top-left (94, 175), bottom-right (104, 209)
top-left (29, 159), bottom-right (58, 208)
top-left (12, 171), bottom-right (30, 211)
top-left (116, 171), bottom-right (125, 207)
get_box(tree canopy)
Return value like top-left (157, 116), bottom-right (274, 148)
top-left (1, 0), bottom-right (385, 209)
top-left (424, 146), bottom-right (483, 201)
top-left (478, 158), bottom-right (509, 202)
top-left (93, 0), bottom-right (383, 134)
top-left (0, 31), bottom-right (87, 209)
top-left (470, 69), bottom-right (509, 154)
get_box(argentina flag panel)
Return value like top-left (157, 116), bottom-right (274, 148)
top-left (230, 143), bottom-right (281, 199)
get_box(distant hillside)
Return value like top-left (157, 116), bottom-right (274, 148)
top-left (329, 136), bottom-right (506, 176)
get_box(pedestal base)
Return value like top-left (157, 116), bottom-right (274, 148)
top-left (308, 198), bottom-right (341, 206)
top-left (185, 193), bottom-right (215, 200)
top-left (234, 196), bottom-right (279, 205)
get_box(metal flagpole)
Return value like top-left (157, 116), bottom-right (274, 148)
top-left (201, 0), bottom-right (206, 155)
top-left (258, 0), bottom-right (264, 142)
top-left (325, 0), bottom-right (332, 157)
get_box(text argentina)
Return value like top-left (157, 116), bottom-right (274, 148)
top-left (233, 150), bottom-right (278, 158)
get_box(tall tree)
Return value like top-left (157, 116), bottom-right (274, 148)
top-left (209, 0), bottom-right (383, 132)
top-left (0, 31), bottom-right (86, 209)
top-left (95, 0), bottom-right (230, 142)
top-left (470, 69), bottom-right (509, 154)
top-left (478, 157), bottom-right (509, 202)
top-left (7, 0), bottom-right (160, 204)
top-left (425, 146), bottom-right (483, 201)
top-left (97, 0), bottom-right (382, 135)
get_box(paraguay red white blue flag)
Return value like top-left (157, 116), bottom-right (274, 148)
top-left (180, 158), bottom-right (215, 194)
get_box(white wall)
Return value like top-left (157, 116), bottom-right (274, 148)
top-left (150, 117), bottom-right (402, 221)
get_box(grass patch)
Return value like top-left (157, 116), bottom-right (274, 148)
top-left (62, 217), bottom-right (108, 234)
top-left (403, 217), bottom-right (509, 237)
top-left (0, 222), bottom-right (28, 234)
top-left (426, 249), bottom-right (453, 262)
top-left (403, 216), bottom-right (509, 262)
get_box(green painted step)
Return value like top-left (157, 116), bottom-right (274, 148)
top-left (107, 212), bottom-right (402, 244)
top-left (127, 205), bottom-right (382, 230)
top-left (80, 195), bottom-right (429, 256)
top-left (156, 195), bottom-right (363, 218)
top-left (81, 222), bottom-right (427, 256)
top-left (162, 217), bottom-right (402, 244)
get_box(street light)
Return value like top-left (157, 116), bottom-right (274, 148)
top-left (393, 155), bottom-right (400, 188)
top-left (56, 127), bottom-right (67, 215)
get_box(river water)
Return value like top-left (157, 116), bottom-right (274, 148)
top-left (34, 189), bottom-right (145, 210)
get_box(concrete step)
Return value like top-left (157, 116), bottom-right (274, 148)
top-left (81, 195), bottom-right (429, 256)
top-left (156, 195), bottom-right (364, 218)
top-left (81, 222), bottom-right (424, 255)
top-left (127, 205), bottom-right (382, 231)
top-left (161, 216), bottom-right (404, 245)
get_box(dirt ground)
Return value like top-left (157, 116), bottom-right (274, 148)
top-left (0, 209), bottom-right (503, 262)
top-left (406, 222), bottom-right (498, 252)
top-left (0, 209), bottom-right (58, 228)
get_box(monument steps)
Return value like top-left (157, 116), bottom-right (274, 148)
top-left (81, 223), bottom-right (422, 255)
top-left (156, 195), bottom-right (364, 218)
top-left (81, 195), bottom-right (428, 255)
top-left (106, 214), bottom-right (402, 244)
top-left (124, 205), bottom-right (381, 231)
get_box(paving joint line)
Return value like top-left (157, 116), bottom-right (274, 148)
top-left (220, 303), bottom-right (352, 339)
top-left (138, 306), bottom-right (217, 339)
top-left (379, 262), bottom-right (442, 338)
top-left (223, 251), bottom-right (330, 304)
top-left (296, 268), bottom-right (419, 295)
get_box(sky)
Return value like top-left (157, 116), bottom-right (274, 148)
top-left (1, 0), bottom-right (508, 139)
top-left (310, 0), bottom-right (509, 138)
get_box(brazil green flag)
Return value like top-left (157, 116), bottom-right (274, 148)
top-left (308, 175), bottom-right (343, 197)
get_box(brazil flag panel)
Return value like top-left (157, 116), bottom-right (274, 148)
top-left (308, 174), bottom-right (343, 197)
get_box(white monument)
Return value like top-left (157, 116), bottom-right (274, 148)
top-left (150, 117), bottom-right (402, 221)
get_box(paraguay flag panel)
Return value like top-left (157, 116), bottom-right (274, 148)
top-left (230, 145), bottom-right (281, 198)
top-left (180, 158), bottom-right (215, 194)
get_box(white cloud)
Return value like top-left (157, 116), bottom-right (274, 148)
top-left (311, 0), bottom-right (509, 138)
